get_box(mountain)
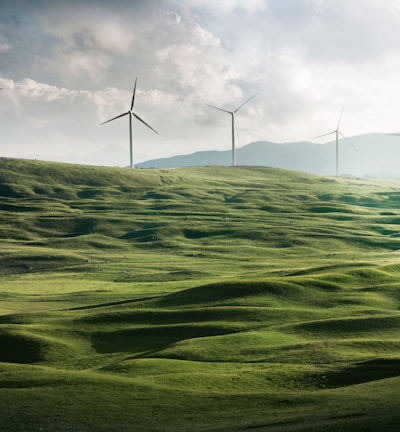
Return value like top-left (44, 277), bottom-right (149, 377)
top-left (137, 133), bottom-right (400, 178)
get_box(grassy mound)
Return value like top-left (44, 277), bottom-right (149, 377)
top-left (2, 159), bottom-right (400, 430)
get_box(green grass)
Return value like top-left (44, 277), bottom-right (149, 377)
top-left (2, 158), bottom-right (400, 430)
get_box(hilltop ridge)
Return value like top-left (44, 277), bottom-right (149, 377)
top-left (137, 133), bottom-right (400, 178)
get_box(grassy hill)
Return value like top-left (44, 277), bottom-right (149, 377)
top-left (2, 158), bottom-right (400, 431)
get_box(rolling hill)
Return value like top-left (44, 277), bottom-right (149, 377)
top-left (2, 158), bottom-right (400, 431)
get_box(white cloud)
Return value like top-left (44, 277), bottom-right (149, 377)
top-left (152, 11), bottom-right (242, 115)
top-left (37, 4), bottom-right (135, 53)
top-left (27, 3), bottom-right (139, 86)
top-left (16, 79), bottom-right (78, 102)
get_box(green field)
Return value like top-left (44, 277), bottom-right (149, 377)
top-left (2, 158), bottom-right (400, 431)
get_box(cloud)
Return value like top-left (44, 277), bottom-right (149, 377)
top-left (33, 4), bottom-right (139, 86)
top-left (155, 15), bottom-right (231, 101)
top-left (38, 5), bottom-right (136, 53)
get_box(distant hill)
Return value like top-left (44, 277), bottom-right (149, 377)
top-left (137, 133), bottom-right (400, 178)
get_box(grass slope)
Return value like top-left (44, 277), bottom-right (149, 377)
top-left (2, 158), bottom-right (400, 431)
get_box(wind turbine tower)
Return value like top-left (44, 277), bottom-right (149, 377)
top-left (313, 106), bottom-right (352, 177)
top-left (208, 94), bottom-right (256, 166)
top-left (101, 78), bottom-right (158, 169)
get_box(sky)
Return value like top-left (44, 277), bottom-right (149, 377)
top-left (2, 0), bottom-right (400, 167)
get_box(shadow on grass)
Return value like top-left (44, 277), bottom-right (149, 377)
top-left (91, 324), bottom-right (238, 354)
top-left (323, 358), bottom-right (400, 388)
top-left (0, 331), bottom-right (43, 364)
top-left (69, 297), bottom-right (157, 311)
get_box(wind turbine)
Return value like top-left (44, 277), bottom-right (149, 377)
top-left (207, 94), bottom-right (256, 166)
top-left (312, 106), bottom-right (352, 177)
top-left (101, 78), bottom-right (158, 169)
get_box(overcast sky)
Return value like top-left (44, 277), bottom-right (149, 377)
top-left (2, 0), bottom-right (400, 166)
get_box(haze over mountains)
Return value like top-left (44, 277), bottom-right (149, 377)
top-left (136, 133), bottom-right (400, 178)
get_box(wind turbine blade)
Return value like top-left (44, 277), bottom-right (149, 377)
top-left (133, 113), bottom-right (159, 134)
top-left (207, 104), bottom-right (232, 114)
top-left (311, 131), bottom-right (337, 140)
top-left (337, 104), bottom-right (345, 130)
top-left (234, 94), bottom-right (257, 113)
top-left (101, 111), bottom-right (130, 125)
top-left (338, 131), bottom-right (356, 150)
top-left (130, 77), bottom-right (138, 111)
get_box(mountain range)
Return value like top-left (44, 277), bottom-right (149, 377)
top-left (136, 133), bottom-right (400, 178)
